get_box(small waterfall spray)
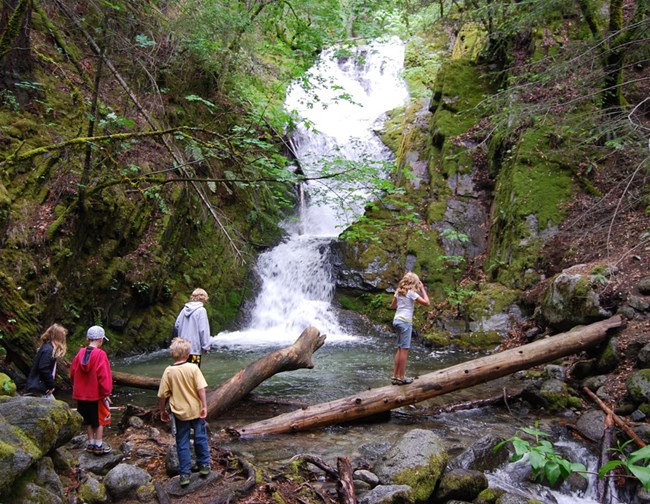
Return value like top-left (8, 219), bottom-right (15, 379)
top-left (215, 38), bottom-right (408, 347)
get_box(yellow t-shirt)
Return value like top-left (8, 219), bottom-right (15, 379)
top-left (158, 362), bottom-right (208, 421)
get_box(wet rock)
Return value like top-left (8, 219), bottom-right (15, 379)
top-left (104, 462), bottom-right (152, 500)
top-left (565, 471), bottom-right (588, 494)
top-left (374, 429), bottom-right (447, 503)
top-left (575, 409), bottom-right (606, 442)
top-left (432, 468), bottom-right (488, 502)
top-left (449, 434), bottom-right (508, 472)
top-left (358, 484), bottom-right (414, 504)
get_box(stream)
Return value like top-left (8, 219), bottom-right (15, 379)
top-left (113, 38), bottom-right (602, 503)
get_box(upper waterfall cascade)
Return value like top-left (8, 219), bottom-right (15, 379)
top-left (215, 38), bottom-right (408, 347)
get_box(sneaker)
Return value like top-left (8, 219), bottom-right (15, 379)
top-left (85, 443), bottom-right (95, 453)
top-left (93, 443), bottom-right (112, 455)
top-left (400, 377), bottom-right (414, 385)
top-left (199, 465), bottom-right (210, 478)
top-left (179, 474), bottom-right (191, 487)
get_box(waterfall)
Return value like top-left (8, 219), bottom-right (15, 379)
top-left (215, 38), bottom-right (408, 347)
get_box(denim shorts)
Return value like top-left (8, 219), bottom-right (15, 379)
top-left (393, 320), bottom-right (412, 349)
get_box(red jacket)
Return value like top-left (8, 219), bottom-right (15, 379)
top-left (70, 346), bottom-right (113, 400)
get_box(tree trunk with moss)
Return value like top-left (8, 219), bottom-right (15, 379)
top-left (228, 316), bottom-right (623, 438)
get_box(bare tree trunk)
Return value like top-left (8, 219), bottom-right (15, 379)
top-left (229, 316), bottom-right (623, 438)
top-left (337, 457), bottom-right (357, 504)
top-left (206, 326), bottom-right (325, 418)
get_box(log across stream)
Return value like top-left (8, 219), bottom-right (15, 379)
top-left (113, 316), bottom-right (623, 437)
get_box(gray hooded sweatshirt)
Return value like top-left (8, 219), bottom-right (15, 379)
top-left (173, 301), bottom-right (211, 355)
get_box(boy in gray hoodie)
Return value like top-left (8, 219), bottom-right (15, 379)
top-left (172, 288), bottom-right (211, 367)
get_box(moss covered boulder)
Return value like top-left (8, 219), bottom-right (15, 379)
top-left (374, 429), bottom-right (448, 503)
top-left (0, 396), bottom-right (82, 456)
top-left (535, 271), bottom-right (612, 331)
top-left (627, 369), bottom-right (650, 406)
top-left (0, 373), bottom-right (16, 396)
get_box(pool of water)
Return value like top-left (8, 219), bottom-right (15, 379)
top-left (112, 332), bottom-right (485, 407)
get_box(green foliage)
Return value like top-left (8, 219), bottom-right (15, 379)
top-left (443, 285), bottom-right (476, 306)
top-left (599, 441), bottom-right (650, 491)
top-left (494, 425), bottom-right (588, 487)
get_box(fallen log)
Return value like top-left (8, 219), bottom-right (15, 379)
top-left (229, 315), bottom-right (623, 438)
top-left (112, 326), bottom-right (326, 419)
top-left (113, 371), bottom-right (160, 390)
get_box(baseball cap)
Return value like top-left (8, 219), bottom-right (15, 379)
top-left (87, 325), bottom-right (109, 341)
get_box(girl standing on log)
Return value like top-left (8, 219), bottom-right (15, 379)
top-left (390, 272), bottom-right (429, 385)
top-left (26, 323), bottom-right (68, 398)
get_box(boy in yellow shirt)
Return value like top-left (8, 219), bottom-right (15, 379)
top-left (158, 338), bottom-right (211, 487)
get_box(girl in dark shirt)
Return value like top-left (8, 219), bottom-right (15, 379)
top-left (26, 323), bottom-right (68, 397)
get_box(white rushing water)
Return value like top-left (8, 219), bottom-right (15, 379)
top-left (214, 38), bottom-right (408, 347)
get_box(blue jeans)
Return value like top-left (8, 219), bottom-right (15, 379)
top-left (175, 417), bottom-right (210, 475)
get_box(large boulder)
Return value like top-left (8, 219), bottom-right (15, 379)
top-left (374, 429), bottom-right (448, 503)
top-left (0, 396), bottom-right (82, 450)
top-left (536, 270), bottom-right (612, 331)
top-left (0, 396), bottom-right (82, 497)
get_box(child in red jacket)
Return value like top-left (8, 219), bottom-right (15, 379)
top-left (70, 325), bottom-right (113, 455)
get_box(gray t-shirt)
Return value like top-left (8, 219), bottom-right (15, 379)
top-left (393, 290), bottom-right (421, 323)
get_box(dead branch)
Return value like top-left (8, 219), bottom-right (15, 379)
top-left (583, 386), bottom-right (646, 448)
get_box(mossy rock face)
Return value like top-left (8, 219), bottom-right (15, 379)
top-left (486, 125), bottom-right (575, 288)
top-left (0, 373), bottom-right (16, 396)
